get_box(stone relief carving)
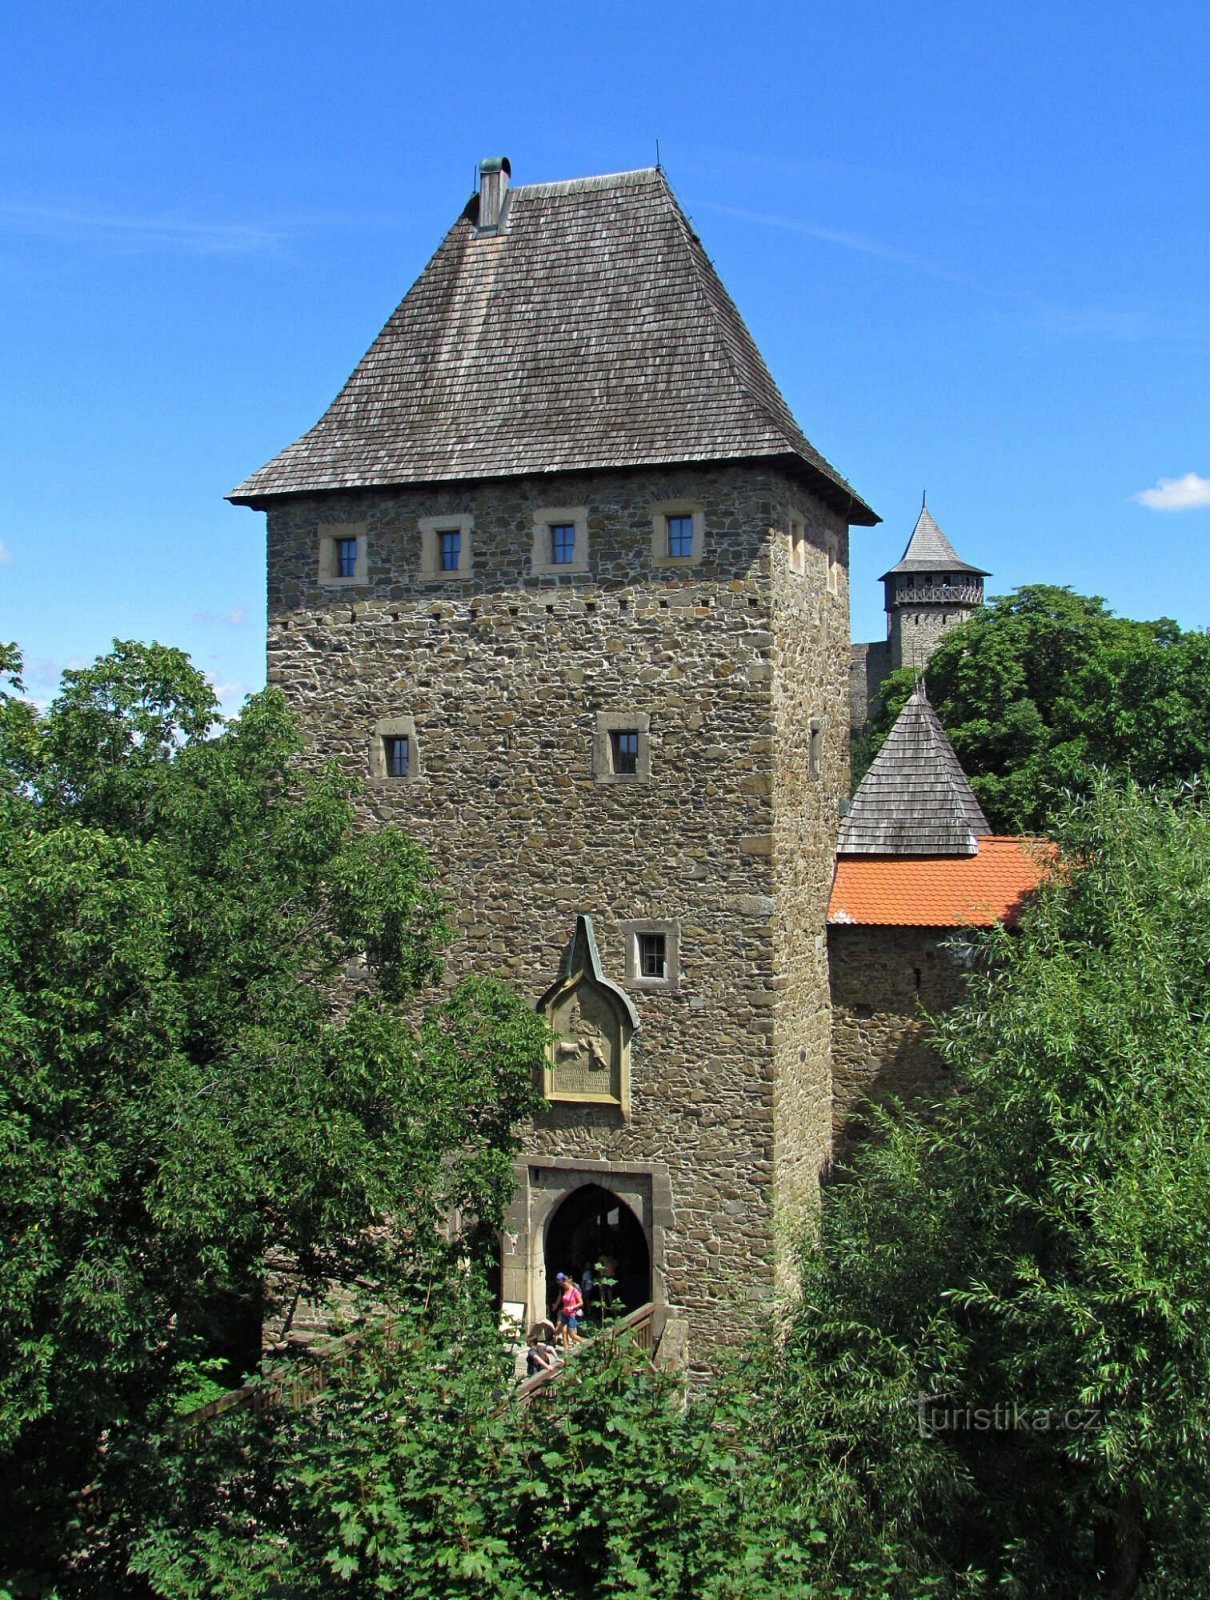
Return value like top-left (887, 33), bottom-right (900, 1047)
top-left (537, 915), bottom-right (639, 1118)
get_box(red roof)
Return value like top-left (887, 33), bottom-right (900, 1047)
top-left (827, 837), bottom-right (1053, 928)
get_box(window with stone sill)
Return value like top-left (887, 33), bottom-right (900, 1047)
top-left (825, 532), bottom-right (840, 596)
top-left (650, 502), bottom-right (704, 567)
top-left (318, 523), bottom-right (368, 586)
top-left (419, 515), bottom-right (473, 580)
top-left (788, 514), bottom-right (806, 577)
top-left (620, 918), bottom-right (681, 991)
top-left (369, 716), bottom-right (421, 782)
top-left (593, 712), bottom-right (651, 783)
top-left (531, 506), bottom-right (589, 575)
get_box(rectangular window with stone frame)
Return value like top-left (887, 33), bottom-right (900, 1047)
top-left (594, 712), bottom-right (651, 783)
top-left (620, 918), bottom-right (681, 991)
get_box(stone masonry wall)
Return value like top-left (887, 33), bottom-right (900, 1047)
top-left (828, 923), bottom-right (967, 1155)
top-left (768, 479), bottom-right (850, 1288)
top-left (264, 461), bottom-right (843, 1365)
top-left (890, 604), bottom-right (976, 675)
top-left (849, 638), bottom-right (890, 732)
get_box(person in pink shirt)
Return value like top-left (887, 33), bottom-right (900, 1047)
top-left (553, 1271), bottom-right (585, 1349)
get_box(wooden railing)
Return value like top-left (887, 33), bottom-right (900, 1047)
top-left (175, 1321), bottom-right (395, 1445)
top-left (517, 1302), bottom-right (657, 1403)
top-left (177, 1301), bottom-right (667, 1439)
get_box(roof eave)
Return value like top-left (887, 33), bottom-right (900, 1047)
top-left (228, 448), bottom-right (881, 523)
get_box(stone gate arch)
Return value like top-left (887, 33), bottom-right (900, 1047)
top-left (543, 1181), bottom-right (651, 1323)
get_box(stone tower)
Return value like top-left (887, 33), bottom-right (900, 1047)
top-left (882, 502), bottom-right (987, 673)
top-left (850, 502), bottom-right (987, 733)
top-left (230, 160), bottom-right (878, 1366)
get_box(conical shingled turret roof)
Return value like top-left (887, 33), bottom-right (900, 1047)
top-left (838, 686), bottom-right (989, 856)
top-left (879, 505), bottom-right (988, 581)
top-left (229, 167), bottom-right (877, 522)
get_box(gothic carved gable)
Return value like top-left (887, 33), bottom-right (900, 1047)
top-left (537, 916), bottom-right (639, 1118)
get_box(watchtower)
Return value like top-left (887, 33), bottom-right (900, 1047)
top-left (882, 501), bottom-right (987, 673)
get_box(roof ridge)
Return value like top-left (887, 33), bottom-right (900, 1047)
top-left (512, 168), bottom-right (660, 198)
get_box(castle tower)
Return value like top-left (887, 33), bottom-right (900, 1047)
top-left (230, 161), bottom-right (878, 1366)
top-left (881, 502), bottom-right (987, 673)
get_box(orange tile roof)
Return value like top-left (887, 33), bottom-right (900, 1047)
top-left (827, 837), bottom-right (1053, 928)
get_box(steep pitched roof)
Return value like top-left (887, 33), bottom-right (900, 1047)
top-left (828, 837), bottom-right (1052, 926)
top-left (838, 687), bottom-right (989, 856)
top-left (229, 167), bottom-right (877, 522)
top-left (879, 504), bottom-right (988, 580)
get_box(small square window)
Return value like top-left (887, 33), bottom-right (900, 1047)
top-left (667, 515), bottom-right (694, 558)
top-left (384, 735), bottom-right (410, 778)
top-left (439, 530), bottom-right (461, 572)
top-left (637, 932), bottom-right (666, 980)
top-left (337, 537), bottom-right (358, 578)
top-left (650, 503), bottom-right (703, 566)
top-left (594, 713), bottom-right (650, 782)
top-left (620, 918), bottom-right (680, 991)
top-left (551, 524), bottom-right (576, 565)
top-left (611, 730), bottom-right (639, 775)
top-left (370, 716), bottom-right (420, 782)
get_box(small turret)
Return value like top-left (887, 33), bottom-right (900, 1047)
top-left (879, 499), bottom-right (988, 673)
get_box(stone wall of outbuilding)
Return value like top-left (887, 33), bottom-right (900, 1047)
top-left (827, 923), bottom-right (968, 1156)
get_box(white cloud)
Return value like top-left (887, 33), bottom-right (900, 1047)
top-left (0, 540), bottom-right (11, 564)
top-left (1133, 473), bottom-right (1210, 511)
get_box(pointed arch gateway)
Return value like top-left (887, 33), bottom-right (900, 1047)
top-left (543, 1181), bottom-right (652, 1325)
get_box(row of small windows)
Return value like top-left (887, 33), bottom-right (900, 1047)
top-left (369, 713), bottom-right (824, 785)
top-left (317, 506), bottom-right (835, 585)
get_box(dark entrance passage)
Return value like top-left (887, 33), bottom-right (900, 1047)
top-left (544, 1183), bottom-right (651, 1327)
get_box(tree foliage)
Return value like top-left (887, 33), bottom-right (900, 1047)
top-left (126, 1285), bottom-right (934, 1600)
top-left (868, 586), bottom-right (1210, 831)
top-left (0, 642), bottom-right (546, 1589)
top-left (773, 780), bottom-right (1210, 1595)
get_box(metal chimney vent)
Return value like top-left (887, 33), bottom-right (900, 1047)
top-left (477, 156), bottom-right (511, 235)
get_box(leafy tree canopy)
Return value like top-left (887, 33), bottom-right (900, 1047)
top-left (774, 780), bottom-right (1210, 1596)
top-left (868, 586), bottom-right (1210, 831)
top-left (0, 641), bottom-right (546, 1587)
top-left (126, 1285), bottom-right (935, 1600)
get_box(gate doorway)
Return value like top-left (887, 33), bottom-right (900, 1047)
top-left (543, 1183), bottom-right (651, 1326)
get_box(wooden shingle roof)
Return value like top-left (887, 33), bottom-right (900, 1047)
top-left (879, 505), bottom-right (988, 580)
top-left (229, 167), bottom-right (877, 521)
top-left (838, 687), bottom-right (989, 856)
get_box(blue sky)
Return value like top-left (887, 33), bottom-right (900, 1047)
top-left (3, 0), bottom-right (1209, 712)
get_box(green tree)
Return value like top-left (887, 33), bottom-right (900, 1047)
top-left (0, 642), bottom-right (546, 1589)
top-left (129, 1283), bottom-right (934, 1600)
top-left (772, 780), bottom-right (1210, 1595)
top-left (868, 587), bottom-right (1210, 831)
